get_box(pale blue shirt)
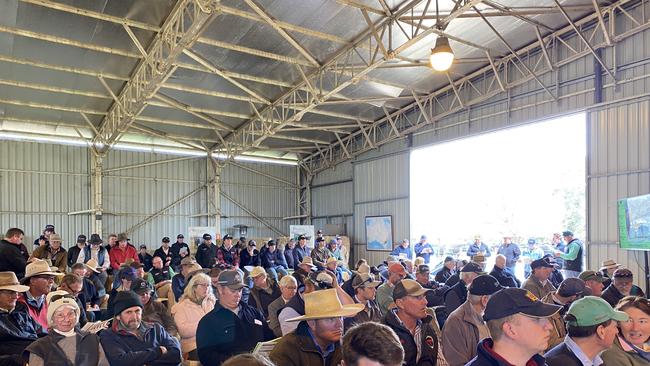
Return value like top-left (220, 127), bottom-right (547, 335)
top-left (564, 336), bottom-right (604, 366)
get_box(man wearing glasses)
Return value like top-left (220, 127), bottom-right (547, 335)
top-left (0, 271), bottom-right (46, 366)
top-left (16, 259), bottom-right (63, 330)
top-left (466, 288), bottom-right (562, 366)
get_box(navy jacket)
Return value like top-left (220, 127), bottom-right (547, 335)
top-left (196, 243), bottom-right (217, 269)
top-left (284, 247), bottom-right (295, 269)
top-left (489, 266), bottom-right (521, 288)
top-left (444, 280), bottom-right (468, 315)
top-left (544, 342), bottom-right (582, 366)
top-left (0, 308), bottom-right (46, 363)
top-left (261, 249), bottom-right (288, 269)
top-left (239, 249), bottom-right (260, 269)
top-left (99, 322), bottom-right (181, 366)
top-left (467, 338), bottom-right (548, 366)
top-left (196, 302), bottom-right (272, 365)
top-left (292, 246), bottom-right (309, 269)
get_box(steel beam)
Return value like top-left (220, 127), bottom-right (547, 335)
top-left (301, 0), bottom-right (646, 174)
top-left (93, 0), bottom-right (223, 148)
top-left (216, 0), bottom-right (483, 158)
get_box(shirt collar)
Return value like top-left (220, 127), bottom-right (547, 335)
top-left (25, 290), bottom-right (45, 308)
top-left (564, 336), bottom-right (604, 366)
top-left (306, 326), bottom-right (335, 358)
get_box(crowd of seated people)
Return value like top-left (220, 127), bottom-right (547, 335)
top-left (0, 225), bottom-right (649, 366)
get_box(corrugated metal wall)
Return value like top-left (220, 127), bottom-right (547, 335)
top-left (0, 142), bottom-right (299, 251)
top-left (103, 151), bottom-right (207, 247)
top-left (353, 150), bottom-right (410, 265)
top-left (0, 141), bottom-right (90, 250)
top-left (311, 160), bottom-right (353, 237)
top-left (587, 100), bottom-right (650, 290)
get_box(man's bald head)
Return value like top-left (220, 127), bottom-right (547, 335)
top-left (495, 254), bottom-right (506, 269)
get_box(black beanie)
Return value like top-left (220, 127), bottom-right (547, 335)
top-left (113, 290), bottom-right (143, 317)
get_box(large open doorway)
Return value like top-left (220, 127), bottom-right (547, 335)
top-left (410, 114), bottom-right (587, 278)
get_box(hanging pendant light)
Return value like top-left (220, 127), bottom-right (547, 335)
top-left (429, 35), bottom-right (454, 72)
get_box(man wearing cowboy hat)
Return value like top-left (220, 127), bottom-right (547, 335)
top-left (383, 279), bottom-right (439, 366)
top-left (83, 234), bottom-right (109, 285)
top-left (270, 288), bottom-right (364, 366)
top-left (0, 228), bottom-right (27, 279)
top-left (31, 233), bottom-right (68, 272)
top-left (0, 271), bottom-right (46, 366)
top-left (599, 259), bottom-right (621, 288)
top-left (109, 233), bottom-right (139, 271)
top-left (196, 270), bottom-right (272, 365)
top-left (16, 259), bottom-right (63, 330)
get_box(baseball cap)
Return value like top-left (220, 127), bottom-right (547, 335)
top-left (566, 296), bottom-right (629, 326)
top-left (388, 262), bottom-right (407, 276)
top-left (613, 268), bottom-right (634, 278)
top-left (328, 239), bottom-right (337, 246)
top-left (315, 237), bottom-right (325, 243)
top-left (352, 273), bottom-right (381, 289)
top-left (469, 275), bottom-right (503, 296)
top-left (130, 278), bottom-right (153, 295)
top-left (483, 288), bottom-right (562, 321)
top-left (45, 224), bottom-right (55, 231)
top-left (562, 230), bottom-right (574, 237)
top-left (267, 240), bottom-right (276, 246)
top-left (298, 235), bottom-right (306, 240)
top-left (392, 279), bottom-right (432, 300)
top-left (177, 234), bottom-right (184, 239)
top-left (218, 270), bottom-right (247, 290)
top-left (223, 234), bottom-right (233, 240)
top-left (77, 235), bottom-right (87, 243)
top-left (162, 237), bottom-right (170, 243)
top-left (460, 262), bottom-right (485, 273)
top-left (249, 240), bottom-right (258, 247)
top-left (578, 270), bottom-right (606, 283)
top-left (202, 233), bottom-right (212, 240)
top-left (531, 257), bottom-right (556, 270)
top-left (557, 278), bottom-right (586, 297)
top-left (527, 238), bottom-right (536, 245)
top-left (139, 244), bottom-right (147, 249)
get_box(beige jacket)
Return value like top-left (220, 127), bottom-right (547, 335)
top-left (522, 275), bottom-right (556, 300)
top-left (442, 300), bottom-right (488, 366)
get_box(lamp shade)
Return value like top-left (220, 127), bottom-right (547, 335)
top-left (430, 36), bottom-right (454, 71)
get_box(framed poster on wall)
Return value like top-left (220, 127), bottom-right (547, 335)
top-left (365, 215), bottom-right (393, 251)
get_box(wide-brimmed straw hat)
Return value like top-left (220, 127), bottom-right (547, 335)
top-left (0, 272), bottom-right (29, 292)
top-left (600, 259), bottom-right (622, 271)
top-left (21, 259), bottom-right (63, 284)
top-left (84, 259), bottom-right (101, 274)
top-left (287, 288), bottom-right (364, 322)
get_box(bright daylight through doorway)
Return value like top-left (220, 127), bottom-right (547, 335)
top-left (410, 114), bottom-right (587, 275)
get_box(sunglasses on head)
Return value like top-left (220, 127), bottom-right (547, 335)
top-left (49, 293), bottom-right (75, 303)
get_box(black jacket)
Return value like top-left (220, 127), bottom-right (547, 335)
top-left (601, 283), bottom-right (645, 307)
top-left (0, 240), bottom-right (27, 279)
top-left (467, 338), bottom-right (548, 366)
top-left (196, 302), bottom-right (272, 365)
top-left (444, 280), bottom-right (467, 316)
top-left (153, 247), bottom-right (172, 268)
top-left (0, 308), bottom-right (46, 365)
top-left (383, 309), bottom-right (438, 366)
top-left (239, 249), bottom-right (261, 269)
top-left (544, 342), bottom-right (582, 366)
top-left (489, 266), bottom-right (520, 288)
top-left (196, 243), bottom-right (217, 269)
top-left (284, 248), bottom-right (295, 269)
top-left (67, 245), bottom-right (84, 268)
top-left (435, 267), bottom-right (453, 284)
top-left (445, 273), bottom-right (460, 287)
top-left (169, 242), bottom-right (190, 271)
top-left (140, 253), bottom-right (154, 272)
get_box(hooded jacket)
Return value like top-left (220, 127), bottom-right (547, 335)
top-left (383, 308), bottom-right (438, 366)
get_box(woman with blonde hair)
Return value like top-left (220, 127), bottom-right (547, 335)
top-left (601, 296), bottom-right (650, 365)
top-left (171, 272), bottom-right (216, 360)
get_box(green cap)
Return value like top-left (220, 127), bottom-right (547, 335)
top-left (578, 270), bottom-right (606, 283)
top-left (567, 296), bottom-right (629, 326)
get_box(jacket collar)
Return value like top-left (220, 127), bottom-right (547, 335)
top-left (460, 300), bottom-right (485, 328)
top-left (295, 321), bottom-right (338, 355)
top-left (476, 338), bottom-right (547, 366)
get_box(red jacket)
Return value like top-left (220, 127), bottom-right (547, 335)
top-left (109, 244), bottom-right (139, 270)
